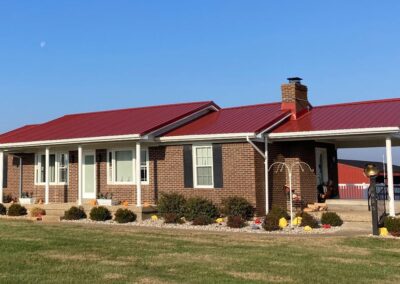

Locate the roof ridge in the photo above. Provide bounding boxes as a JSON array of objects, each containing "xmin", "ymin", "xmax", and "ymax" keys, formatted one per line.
[
  {"xmin": 63, "ymin": 101, "xmax": 215, "ymax": 118},
  {"xmin": 315, "ymin": 97, "xmax": 400, "ymax": 109},
  {"xmin": 222, "ymin": 101, "xmax": 281, "ymax": 110}
]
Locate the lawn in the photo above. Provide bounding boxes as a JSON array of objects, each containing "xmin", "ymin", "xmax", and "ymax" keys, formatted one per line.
[{"xmin": 0, "ymin": 220, "xmax": 399, "ymax": 283}]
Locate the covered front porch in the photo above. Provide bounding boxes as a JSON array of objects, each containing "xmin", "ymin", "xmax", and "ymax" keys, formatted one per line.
[
  {"xmin": 0, "ymin": 140, "xmax": 154, "ymax": 208},
  {"xmin": 270, "ymin": 130, "xmax": 400, "ymax": 217}
]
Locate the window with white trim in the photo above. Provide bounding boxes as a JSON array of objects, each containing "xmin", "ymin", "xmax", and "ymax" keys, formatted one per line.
[
  {"xmin": 193, "ymin": 145, "xmax": 213, "ymax": 187},
  {"xmin": 35, "ymin": 152, "xmax": 69, "ymax": 185},
  {"xmin": 107, "ymin": 148, "xmax": 149, "ymax": 184}
]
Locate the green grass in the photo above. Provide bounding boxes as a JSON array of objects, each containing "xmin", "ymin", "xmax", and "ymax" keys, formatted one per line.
[{"xmin": 0, "ymin": 220, "xmax": 399, "ymax": 283}]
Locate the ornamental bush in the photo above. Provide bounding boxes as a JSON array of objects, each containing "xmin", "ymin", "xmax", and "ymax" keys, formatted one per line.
[
  {"xmin": 114, "ymin": 208, "xmax": 137, "ymax": 223},
  {"xmin": 262, "ymin": 211, "xmax": 281, "ymax": 231},
  {"xmin": 64, "ymin": 206, "xmax": 86, "ymax": 220},
  {"xmin": 184, "ymin": 197, "xmax": 219, "ymax": 221},
  {"xmin": 384, "ymin": 216, "xmax": 400, "ymax": 236},
  {"xmin": 221, "ymin": 197, "xmax": 255, "ymax": 220},
  {"xmin": 90, "ymin": 206, "xmax": 112, "ymax": 221},
  {"xmin": 0, "ymin": 204, "xmax": 6, "ymax": 215},
  {"xmin": 192, "ymin": 215, "xmax": 213, "ymax": 226},
  {"xmin": 269, "ymin": 206, "xmax": 290, "ymax": 220},
  {"xmin": 31, "ymin": 207, "xmax": 46, "ymax": 217},
  {"xmin": 321, "ymin": 212, "xmax": 343, "ymax": 227},
  {"xmin": 227, "ymin": 215, "xmax": 247, "ymax": 228},
  {"xmin": 297, "ymin": 212, "xmax": 320, "ymax": 228},
  {"xmin": 158, "ymin": 193, "xmax": 187, "ymax": 219},
  {"xmin": 7, "ymin": 204, "xmax": 27, "ymax": 216},
  {"xmin": 163, "ymin": 212, "xmax": 184, "ymax": 224}
]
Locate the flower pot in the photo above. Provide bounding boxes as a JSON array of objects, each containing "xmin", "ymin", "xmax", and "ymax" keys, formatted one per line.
[
  {"xmin": 96, "ymin": 199, "xmax": 115, "ymax": 206},
  {"xmin": 19, "ymin": 197, "xmax": 36, "ymax": 205}
]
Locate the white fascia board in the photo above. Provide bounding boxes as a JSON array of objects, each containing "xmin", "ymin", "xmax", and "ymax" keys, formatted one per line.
[
  {"xmin": 158, "ymin": 133, "xmax": 256, "ymax": 142},
  {"xmin": 0, "ymin": 134, "xmax": 141, "ymax": 149},
  {"xmin": 268, "ymin": 127, "xmax": 400, "ymax": 140}
]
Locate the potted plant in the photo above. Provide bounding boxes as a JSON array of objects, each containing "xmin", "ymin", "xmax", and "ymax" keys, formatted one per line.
[
  {"xmin": 96, "ymin": 192, "xmax": 115, "ymax": 206},
  {"xmin": 19, "ymin": 192, "xmax": 36, "ymax": 205}
]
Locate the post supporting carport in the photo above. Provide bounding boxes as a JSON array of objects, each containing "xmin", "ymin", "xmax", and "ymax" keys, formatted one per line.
[
  {"xmin": 0, "ymin": 150, "xmax": 3, "ymax": 204},
  {"xmin": 78, "ymin": 146, "xmax": 83, "ymax": 206},
  {"xmin": 386, "ymin": 137, "xmax": 395, "ymax": 217}
]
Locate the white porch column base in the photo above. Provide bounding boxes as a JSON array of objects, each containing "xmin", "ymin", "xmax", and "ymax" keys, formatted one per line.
[
  {"xmin": 386, "ymin": 137, "xmax": 395, "ymax": 217},
  {"xmin": 45, "ymin": 148, "xmax": 50, "ymax": 204},
  {"xmin": 0, "ymin": 151, "xmax": 3, "ymax": 204},
  {"xmin": 78, "ymin": 146, "xmax": 83, "ymax": 206},
  {"xmin": 136, "ymin": 142, "xmax": 142, "ymax": 207}
]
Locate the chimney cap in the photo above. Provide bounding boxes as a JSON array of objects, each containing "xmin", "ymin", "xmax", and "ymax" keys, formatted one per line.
[{"xmin": 287, "ymin": 77, "xmax": 303, "ymax": 84}]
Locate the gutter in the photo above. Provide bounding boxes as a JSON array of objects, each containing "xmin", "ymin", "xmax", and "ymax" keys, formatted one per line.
[{"xmin": 268, "ymin": 127, "xmax": 400, "ymax": 140}]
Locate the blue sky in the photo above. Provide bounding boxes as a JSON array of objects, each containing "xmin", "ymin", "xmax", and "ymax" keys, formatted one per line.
[{"xmin": 0, "ymin": 1, "xmax": 399, "ymax": 163}]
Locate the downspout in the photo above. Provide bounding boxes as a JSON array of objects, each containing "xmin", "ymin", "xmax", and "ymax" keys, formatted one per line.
[
  {"xmin": 247, "ymin": 113, "xmax": 291, "ymax": 215},
  {"xmin": 246, "ymin": 136, "xmax": 269, "ymax": 214}
]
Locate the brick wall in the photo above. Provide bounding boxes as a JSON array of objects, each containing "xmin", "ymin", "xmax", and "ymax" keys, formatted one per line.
[
  {"xmin": 2, "ymin": 141, "xmax": 338, "ymax": 215},
  {"xmin": 152, "ymin": 143, "xmax": 264, "ymax": 215}
]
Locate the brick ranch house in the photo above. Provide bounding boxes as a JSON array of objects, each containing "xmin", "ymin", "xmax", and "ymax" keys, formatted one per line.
[{"xmin": 0, "ymin": 78, "xmax": 399, "ymax": 216}]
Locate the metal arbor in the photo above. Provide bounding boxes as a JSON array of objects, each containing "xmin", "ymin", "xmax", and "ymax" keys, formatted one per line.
[{"xmin": 268, "ymin": 161, "xmax": 314, "ymax": 228}]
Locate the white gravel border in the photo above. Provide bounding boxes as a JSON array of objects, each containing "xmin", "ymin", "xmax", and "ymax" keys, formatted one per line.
[{"xmin": 61, "ymin": 218, "xmax": 343, "ymax": 235}]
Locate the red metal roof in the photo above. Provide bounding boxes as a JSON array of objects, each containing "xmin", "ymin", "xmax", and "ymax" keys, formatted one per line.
[
  {"xmin": 0, "ymin": 101, "xmax": 217, "ymax": 144},
  {"xmin": 164, "ymin": 103, "xmax": 290, "ymax": 136},
  {"xmin": 273, "ymin": 98, "xmax": 400, "ymax": 133}
]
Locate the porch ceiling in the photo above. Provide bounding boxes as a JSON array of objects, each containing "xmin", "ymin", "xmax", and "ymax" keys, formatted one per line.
[{"xmin": 313, "ymin": 134, "xmax": 400, "ymax": 148}]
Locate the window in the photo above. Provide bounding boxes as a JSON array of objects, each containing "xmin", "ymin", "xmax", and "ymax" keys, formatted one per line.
[
  {"xmin": 58, "ymin": 153, "xmax": 68, "ymax": 183},
  {"xmin": 193, "ymin": 145, "xmax": 213, "ymax": 187},
  {"xmin": 107, "ymin": 148, "xmax": 149, "ymax": 184},
  {"xmin": 141, "ymin": 149, "xmax": 149, "ymax": 182},
  {"xmin": 115, "ymin": 150, "xmax": 133, "ymax": 183},
  {"xmin": 35, "ymin": 152, "xmax": 68, "ymax": 185}
]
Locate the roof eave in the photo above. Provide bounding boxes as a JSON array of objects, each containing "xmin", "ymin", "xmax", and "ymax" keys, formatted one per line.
[{"xmin": 268, "ymin": 127, "xmax": 400, "ymax": 141}]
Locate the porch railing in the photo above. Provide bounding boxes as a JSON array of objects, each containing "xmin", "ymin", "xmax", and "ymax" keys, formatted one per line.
[{"xmin": 338, "ymin": 183, "xmax": 400, "ymax": 200}]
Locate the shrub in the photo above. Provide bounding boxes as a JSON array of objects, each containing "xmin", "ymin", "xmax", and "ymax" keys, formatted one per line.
[
  {"xmin": 158, "ymin": 193, "xmax": 187, "ymax": 219},
  {"xmin": 227, "ymin": 215, "xmax": 246, "ymax": 228},
  {"xmin": 269, "ymin": 206, "xmax": 290, "ymax": 219},
  {"xmin": 31, "ymin": 207, "xmax": 46, "ymax": 217},
  {"xmin": 262, "ymin": 213, "xmax": 281, "ymax": 231},
  {"xmin": 3, "ymin": 194, "xmax": 14, "ymax": 203},
  {"xmin": 221, "ymin": 197, "xmax": 255, "ymax": 220},
  {"xmin": 114, "ymin": 208, "xmax": 136, "ymax": 223},
  {"xmin": 7, "ymin": 204, "xmax": 27, "ymax": 216},
  {"xmin": 384, "ymin": 216, "xmax": 400, "ymax": 236},
  {"xmin": 90, "ymin": 206, "xmax": 112, "ymax": 221},
  {"xmin": 163, "ymin": 212, "xmax": 184, "ymax": 224},
  {"xmin": 0, "ymin": 204, "xmax": 6, "ymax": 215},
  {"xmin": 64, "ymin": 206, "xmax": 86, "ymax": 220},
  {"xmin": 184, "ymin": 197, "xmax": 219, "ymax": 221},
  {"xmin": 192, "ymin": 215, "xmax": 213, "ymax": 226},
  {"xmin": 321, "ymin": 212, "xmax": 343, "ymax": 227},
  {"xmin": 298, "ymin": 212, "xmax": 320, "ymax": 228}
]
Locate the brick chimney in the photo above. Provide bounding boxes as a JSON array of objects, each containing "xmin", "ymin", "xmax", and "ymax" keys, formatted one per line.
[{"xmin": 281, "ymin": 77, "xmax": 311, "ymax": 119}]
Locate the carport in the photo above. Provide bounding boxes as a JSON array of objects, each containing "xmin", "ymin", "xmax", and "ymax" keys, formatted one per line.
[{"xmin": 268, "ymin": 98, "xmax": 400, "ymax": 216}]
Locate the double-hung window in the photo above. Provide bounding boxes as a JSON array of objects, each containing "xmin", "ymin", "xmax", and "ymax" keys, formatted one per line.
[
  {"xmin": 193, "ymin": 145, "xmax": 213, "ymax": 188},
  {"xmin": 107, "ymin": 148, "xmax": 149, "ymax": 184},
  {"xmin": 35, "ymin": 152, "xmax": 69, "ymax": 185}
]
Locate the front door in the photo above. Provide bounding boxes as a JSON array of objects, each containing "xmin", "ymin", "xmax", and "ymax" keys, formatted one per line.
[
  {"xmin": 83, "ymin": 151, "xmax": 96, "ymax": 199},
  {"xmin": 315, "ymin": 147, "xmax": 329, "ymax": 186}
]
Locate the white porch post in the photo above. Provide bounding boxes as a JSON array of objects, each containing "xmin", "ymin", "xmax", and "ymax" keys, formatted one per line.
[
  {"xmin": 45, "ymin": 147, "xmax": 50, "ymax": 204},
  {"xmin": 264, "ymin": 135, "xmax": 269, "ymax": 214},
  {"xmin": 136, "ymin": 142, "xmax": 142, "ymax": 207},
  {"xmin": 386, "ymin": 137, "xmax": 395, "ymax": 217},
  {"xmin": 0, "ymin": 151, "xmax": 4, "ymax": 204},
  {"xmin": 78, "ymin": 146, "xmax": 83, "ymax": 205}
]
